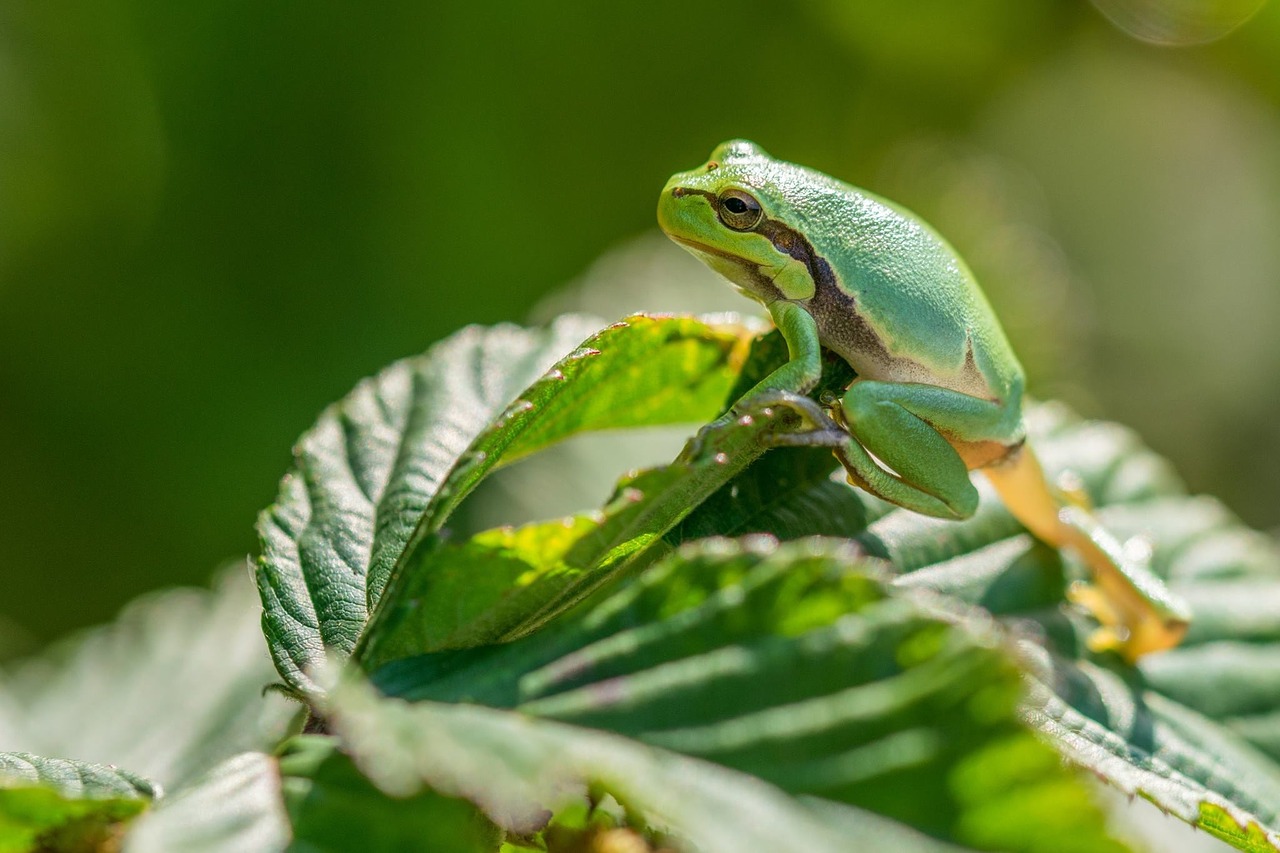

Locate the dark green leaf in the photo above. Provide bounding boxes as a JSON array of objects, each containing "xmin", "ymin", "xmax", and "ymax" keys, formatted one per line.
[
  {"xmin": 1022, "ymin": 647, "xmax": 1280, "ymax": 853},
  {"xmin": 394, "ymin": 314, "xmax": 761, "ymax": 555},
  {"xmin": 279, "ymin": 736, "xmax": 497, "ymax": 853},
  {"xmin": 872, "ymin": 404, "xmax": 1280, "ymax": 850},
  {"xmin": 666, "ymin": 446, "xmax": 868, "ymax": 544},
  {"xmin": 256, "ymin": 315, "xmax": 606, "ymax": 699},
  {"xmin": 258, "ymin": 309, "xmax": 1280, "ymax": 850},
  {"xmin": 380, "ymin": 394, "xmax": 1280, "ymax": 850},
  {"xmin": 361, "ymin": 414, "xmax": 787, "ymax": 667},
  {"xmin": 327, "ymin": 674, "xmax": 975, "ymax": 853},
  {"xmin": 372, "ymin": 538, "xmax": 1126, "ymax": 852}
]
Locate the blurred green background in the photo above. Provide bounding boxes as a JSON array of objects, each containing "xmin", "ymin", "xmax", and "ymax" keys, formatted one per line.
[{"xmin": 3, "ymin": 0, "xmax": 1279, "ymax": 651}]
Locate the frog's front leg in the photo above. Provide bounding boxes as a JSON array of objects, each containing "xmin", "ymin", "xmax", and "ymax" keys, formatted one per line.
[
  {"xmin": 681, "ymin": 300, "xmax": 825, "ymax": 460},
  {"xmin": 739, "ymin": 299, "xmax": 824, "ymax": 403}
]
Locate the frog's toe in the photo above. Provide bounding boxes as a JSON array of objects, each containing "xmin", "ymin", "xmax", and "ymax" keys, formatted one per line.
[
  {"xmin": 743, "ymin": 391, "xmax": 836, "ymax": 431},
  {"xmin": 764, "ymin": 427, "xmax": 850, "ymax": 449},
  {"xmin": 1084, "ymin": 625, "xmax": 1129, "ymax": 656},
  {"xmin": 1067, "ymin": 582, "xmax": 1144, "ymax": 659},
  {"xmin": 743, "ymin": 389, "xmax": 820, "ymax": 414}
]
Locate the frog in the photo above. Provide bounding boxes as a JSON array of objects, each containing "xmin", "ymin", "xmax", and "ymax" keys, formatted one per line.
[{"xmin": 657, "ymin": 139, "xmax": 1190, "ymax": 662}]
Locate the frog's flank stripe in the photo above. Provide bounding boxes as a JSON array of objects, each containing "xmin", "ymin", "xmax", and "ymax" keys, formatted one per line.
[{"xmin": 756, "ymin": 219, "xmax": 897, "ymax": 368}]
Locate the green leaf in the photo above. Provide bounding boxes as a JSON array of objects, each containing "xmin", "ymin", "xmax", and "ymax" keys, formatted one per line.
[
  {"xmin": 1022, "ymin": 648, "xmax": 1280, "ymax": 853},
  {"xmin": 255, "ymin": 315, "xmax": 606, "ymax": 699},
  {"xmin": 372, "ymin": 538, "xmax": 1127, "ymax": 852},
  {"xmin": 361, "ymin": 415, "xmax": 780, "ymax": 667},
  {"xmin": 0, "ymin": 753, "xmax": 155, "ymax": 853},
  {"xmin": 123, "ymin": 753, "xmax": 288, "ymax": 853},
  {"xmin": 1, "ymin": 564, "xmax": 293, "ymax": 791},
  {"xmin": 325, "ymin": 673, "xmax": 974, "ymax": 853},
  {"xmin": 359, "ymin": 325, "xmax": 858, "ymax": 668},
  {"xmin": 859, "ymin": 403, "xmax": 1280, "ymax": 850},
  {"xmin": 666, "ymin": 445, "xmax": 868, "ymax": 543},
  {"xmin": 258, "ymin": 309, "xmax": 1280, "ymax": 850},
  {"xmin": 278, "ymin": 736, "xmax": 497, "ymax": 853},
  {"xmin": 381, "ymin": 392, "xmax": 1280, "ymax": 851},
  {"xmin": 356, "ymin": 315, "xmax": 771, "ymax": 662},
  {"xmin": 256, "ymin": 314, "xmax": 765, "ymax": 698},
  {"xmin": 398, "ymin": 314, "xmax": 761, "ymax": 547}
]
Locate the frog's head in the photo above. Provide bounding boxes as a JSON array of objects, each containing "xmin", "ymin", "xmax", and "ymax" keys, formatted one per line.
[{"xmin": 658, "ymin": 140, "xmax": 830, "ymax": 304}]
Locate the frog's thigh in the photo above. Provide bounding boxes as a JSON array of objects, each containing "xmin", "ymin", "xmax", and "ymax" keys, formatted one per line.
[{"xmin": 837, "ymin": 381, "xmax": 1004, "ymax": 519}]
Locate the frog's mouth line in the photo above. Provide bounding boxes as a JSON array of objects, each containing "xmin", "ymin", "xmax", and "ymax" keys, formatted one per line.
[
  {"xmin": 666, "ymin": 233, "xmax": 751, "ymax": 267},
  {"xmin": 665, "ymin": 233, "xmax": 781, "ymax": 307}
]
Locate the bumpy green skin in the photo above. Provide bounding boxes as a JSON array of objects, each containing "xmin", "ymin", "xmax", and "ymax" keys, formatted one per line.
[
  {"xmin": 658, "ymin": 140, "xmax": 1025, "ymax": 519},
  {"xmin": 660, "ymin": 140, "xmax": 1022, "ymax": 407},
  {"xmin": 658, "ymin": 140, "xmax": 1191, "ymax": 653}
]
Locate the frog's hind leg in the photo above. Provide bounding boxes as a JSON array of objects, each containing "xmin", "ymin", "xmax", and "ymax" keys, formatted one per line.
[
  {"xmin": 981, "ymin": 446, "xmax": 1190, "ymax": 660},
  {"xmin": 831, "ymin": 380, "xmax": 1016, "ymax": 520}
]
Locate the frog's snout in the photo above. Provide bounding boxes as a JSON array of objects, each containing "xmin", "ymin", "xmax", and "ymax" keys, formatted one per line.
[
  {"xmin": 657, "ymin": 183, "xmax": 688, "ymax": 235},
  {"xmin": 658, "ymin": 178, "xmax": 714, "ymax": 241}
]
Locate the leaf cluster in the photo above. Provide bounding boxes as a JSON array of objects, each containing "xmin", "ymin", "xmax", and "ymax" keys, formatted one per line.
[{"xmin": 4, "ymin": 313, "xmax": 1280, "ymax": 852}]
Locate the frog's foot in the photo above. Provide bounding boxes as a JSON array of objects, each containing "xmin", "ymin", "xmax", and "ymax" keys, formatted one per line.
[
  {"xmin": 817, "ymin": 390, "xmax": 851, "ymax": 428},
  {"xmin": 680, "ymin": 391, "xmax": 837, "ymax": 461},
  {"xmin": 739, "ymin": 389, "xmax": 830, "ymax": 423},
  {"xmin": 1066, "ymin": 581, "xmax": 1131, "ymax": 655},
  {"xmin": 766, "ymin": 427, "xmax": 852, "ymax": 449},
  {"xmin": 738, "ymin": 390, "xmax": 847, "ymax": 445},
  {"xmin": 1065, "ymin": 575, "xmax": 1188, "ymax": 662}
]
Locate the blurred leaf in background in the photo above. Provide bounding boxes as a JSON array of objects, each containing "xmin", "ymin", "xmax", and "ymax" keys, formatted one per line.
[{"xmin": 2, "ymin": 0, "xmax": 1280, "ymax": 648}]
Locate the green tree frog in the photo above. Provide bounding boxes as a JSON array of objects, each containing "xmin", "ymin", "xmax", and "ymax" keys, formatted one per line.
[{"xmin": 657, "ymin": 140, "xmax": 1190, "ymax": 662}]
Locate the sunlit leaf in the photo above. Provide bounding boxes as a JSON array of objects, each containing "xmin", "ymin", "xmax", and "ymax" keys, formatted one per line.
[
  {"xmin": 358, "ymin": 325, "xmax": 856, "ymax": 668},
  {"xmin": 866, "ymin": 404, "xmax": 1280, "ymax": 850},
  {"xmin": 361, "ymin": 416, "xmax": 782, "ymax": 667},
  {"xmin": 429, "ymin": 387, "xmax": 1280, "ymax": 850},
  {"xmin": 123, "ymin": 752, "xmax": 288, "ymax": 853},
  {"xmin": 258, "ymin": 312, "xmax": 1280, "ymax": 851},
  {"xmin": 255, "ymin": 315, "xmax": 609, "ymax": 699},
  {"xmin": 257, "ymin": 314, "xmax": 767, "ymax": 698}
]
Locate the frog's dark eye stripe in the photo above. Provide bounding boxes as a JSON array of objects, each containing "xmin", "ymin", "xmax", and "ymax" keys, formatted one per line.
[{"xmin": 717, "ymin": 189, "xmax": 763, "ymax": 231}]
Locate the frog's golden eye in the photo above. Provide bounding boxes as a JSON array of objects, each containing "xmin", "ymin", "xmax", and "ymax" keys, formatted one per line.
[{"xmin": 717, "ymin": 189, "xmax": 763, "ymax": 231}]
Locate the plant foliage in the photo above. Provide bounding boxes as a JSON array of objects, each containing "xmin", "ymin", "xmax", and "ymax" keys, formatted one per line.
[{"xmin": 4, "ymin": 313, "xmax": 1279, "ymax": 851}]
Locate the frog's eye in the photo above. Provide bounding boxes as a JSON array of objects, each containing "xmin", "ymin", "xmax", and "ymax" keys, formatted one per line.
[{"xmin": 717, "ymin": 189, "xmax": 763, "ymax": 231}]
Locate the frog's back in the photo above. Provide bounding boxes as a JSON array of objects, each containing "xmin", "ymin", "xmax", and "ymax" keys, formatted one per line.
[{"xmin": 794, "ymin": 172, "xmax": 1023, "ymax": 405}]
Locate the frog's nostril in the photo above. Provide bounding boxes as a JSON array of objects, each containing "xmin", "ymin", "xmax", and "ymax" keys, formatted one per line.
[{"xmin": 670, "ymin": 186, "xmax": 687, "ymax": 198}]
